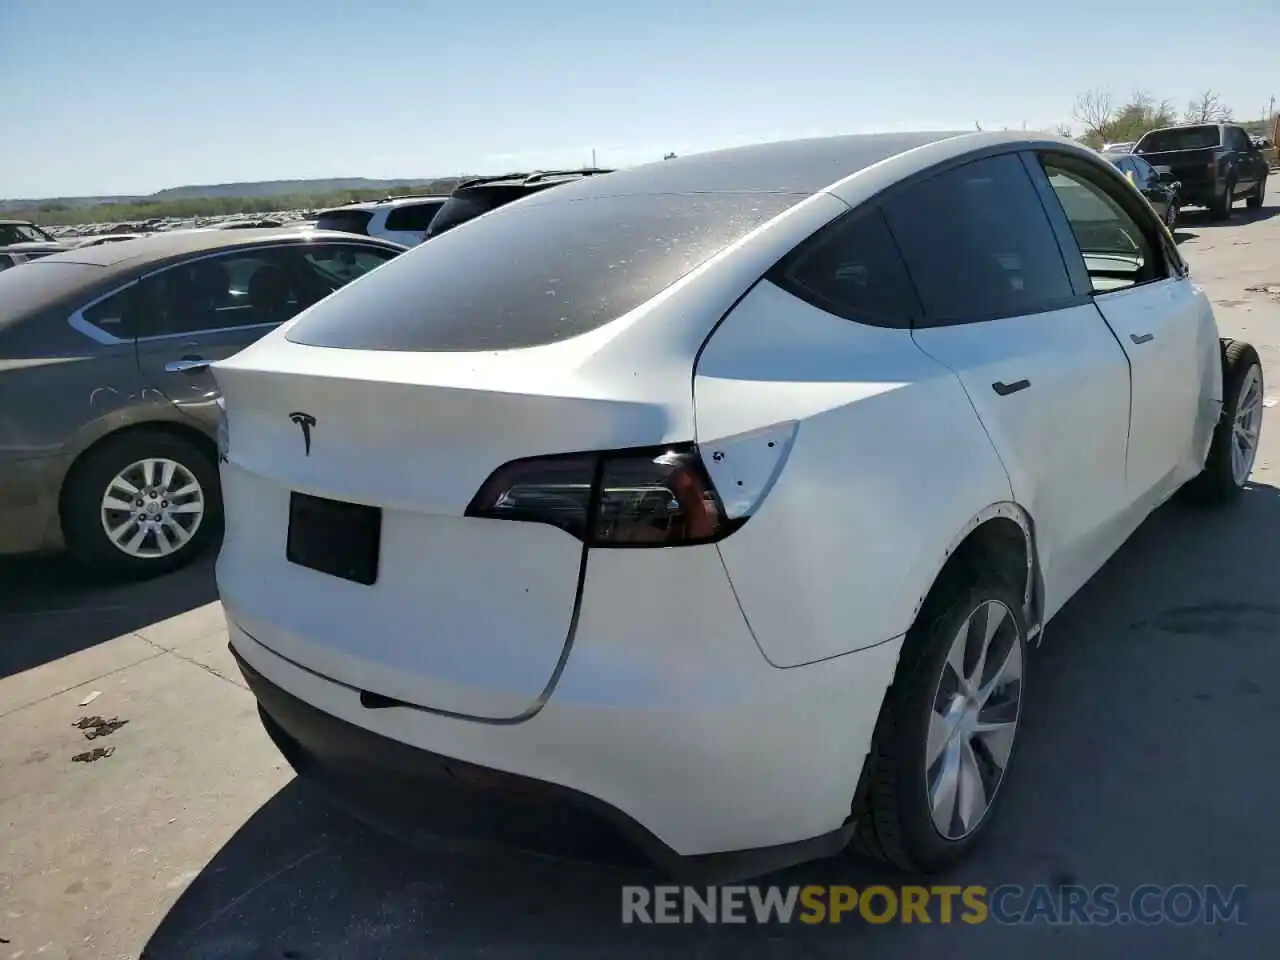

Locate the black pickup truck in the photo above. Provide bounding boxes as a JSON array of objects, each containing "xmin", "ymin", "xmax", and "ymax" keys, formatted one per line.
[{"xmin": 1132, "ymin": 123, "xmax": 1269, "ymax": 220}]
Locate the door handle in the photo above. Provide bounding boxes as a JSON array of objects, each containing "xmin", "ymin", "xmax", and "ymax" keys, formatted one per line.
[
  {"xmin": 1130, "ymin": 332, "xmax": 1155, "ymax": 345},
  {"xmin": 164, "ymin": 358, "xmax": 211, "ymax": 374},
  {"xmin": 992, "ymin": 379, "xmax": 1031, "ymax": 396}
]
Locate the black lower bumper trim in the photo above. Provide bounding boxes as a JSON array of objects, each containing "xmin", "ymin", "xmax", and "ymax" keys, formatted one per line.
[{"xmin": 231, "ymin": 644, "xmax": 855, "ymax": 882}]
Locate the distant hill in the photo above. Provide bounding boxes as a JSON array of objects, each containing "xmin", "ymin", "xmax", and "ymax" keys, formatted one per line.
[{"xmin": 1, "ymin": 176, "xmax": 467, "ymax": 213}]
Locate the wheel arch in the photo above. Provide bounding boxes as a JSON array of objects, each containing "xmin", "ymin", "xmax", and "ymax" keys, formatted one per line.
[
  {"xmin": 51, "ymin": 418, "xmax": 217, "ymax": 549},
  {"xmin": 911, "ymin": 502, "xmax": 1045, "ymax": 646}
]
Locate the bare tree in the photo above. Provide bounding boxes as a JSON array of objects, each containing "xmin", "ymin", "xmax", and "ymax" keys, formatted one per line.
[
  {"xmin": 1072, "ymin": 89, "xmax": 1115, "ymax": 142},
  {"xmin": 1054, "ymin": 123, "xmax": 1074, "ymax": 138},
  {"xmin": 1184, "ymin": 89, "xmax": 1233, "ymax": 123}
]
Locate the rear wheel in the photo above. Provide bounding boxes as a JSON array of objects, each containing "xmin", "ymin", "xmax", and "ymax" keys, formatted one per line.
[
  {"xmin": 851, "ymin": 578, "xmax": 1027, "ymax": 871},
  {"xmin": 1182, "ymin": 340, "xmax": 1263, "ymax": 504},
  {"xmin": 1211, "ymin": 179, "xmax": 1235, "ymax": 220},
  {"xmin": 1247, "ymin": 174, "xmax": 1267, "ymax": 210},
  {"xmin": 62, "ymin": 429, "xmax": 222, "ymax": 579}
]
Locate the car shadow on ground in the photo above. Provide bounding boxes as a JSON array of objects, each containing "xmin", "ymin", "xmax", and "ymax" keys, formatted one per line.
[
  {"xmin": 0, "ymin": 546, "xmax": 219, "ymax": 679},
  {"xmin": 1176, "ymin": 205, "xmax": 1280, "ymax": 229},
  {"xmin": 141, "ymin": 484, "xmax": 1280, "ymax": 959}
]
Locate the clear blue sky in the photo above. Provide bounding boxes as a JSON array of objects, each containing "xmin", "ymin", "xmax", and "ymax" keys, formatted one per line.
[{"xmin": 2, "ymin": 0, "xmax": 1276, "ymax": 199}]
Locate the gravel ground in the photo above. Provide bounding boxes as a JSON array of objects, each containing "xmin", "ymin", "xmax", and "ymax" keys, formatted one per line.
[{"xmin": 2, "ymin": 188, "xmax": 1279, "ymax": 959}]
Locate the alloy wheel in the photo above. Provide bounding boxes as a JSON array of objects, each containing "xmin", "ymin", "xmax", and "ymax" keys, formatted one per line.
[
  {"xmin": 925, "ymin": 598, "xmax": 1023, "ymax": 841},
  {"xmin": 99, "ymin": 457, "xmax": 205, "ymax": 559},
  {"xmin": 1230, "ymin": 364, "xmax": 1263, "ymax": 486}
]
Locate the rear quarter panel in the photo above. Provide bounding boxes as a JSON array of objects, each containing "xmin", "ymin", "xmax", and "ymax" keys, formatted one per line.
[
  {"xmin": 0, "ymin": 310, "xmax": 200, "ymax": 549},
  {"xmin": 693, "ymin": 281, "xmax": 1014, "ymax": 668}
]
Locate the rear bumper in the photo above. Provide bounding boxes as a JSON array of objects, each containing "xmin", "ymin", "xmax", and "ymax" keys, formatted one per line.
[
  {"xmin": 233, "ymin": 644, "xmax": 856, "ymax": 882},
  {"xmin": 225, "ymin": 543, "xmax": 905, "ymax": 881}
]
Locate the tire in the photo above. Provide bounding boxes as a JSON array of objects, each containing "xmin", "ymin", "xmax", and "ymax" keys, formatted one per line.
[
  {"xmin": 1211, "ymin": 179, "xmax": 1235, "ymax": 220},
  {"xmin": 1247, "ymin": 174, "xmax": 1267, "ymax": 210},
  {"xmin": 1181, "ymin": 340, "xmax": 1264, "ymax": 504},
  {"xmin": 850, "ymin": 576, "xmax": 1028, "ymax": 872},
  {"xmin": 61, "ymin": 428, "xmax": 222, "ymax": 579}
]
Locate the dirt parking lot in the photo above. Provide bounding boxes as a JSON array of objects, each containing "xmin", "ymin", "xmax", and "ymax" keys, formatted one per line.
[{"xmin": 3, "ymin": 190, "xmax": 1280, "ymax": 959}]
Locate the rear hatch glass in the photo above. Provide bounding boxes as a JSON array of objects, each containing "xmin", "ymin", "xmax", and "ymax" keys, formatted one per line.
[
  {"xmin": 315, "ymin": 209, "xmax": 373, "ymax": 236},
  {"xmin": 288, "ymin": 191, "xmax": 804, "ymax": 352},
  {"xmin": 424, "ymin": 185, "xmax": 534, "ymax": 237},
  {"xmin": 1136, "ymin": 126, "xmax": 1221, "ymax": 153}
]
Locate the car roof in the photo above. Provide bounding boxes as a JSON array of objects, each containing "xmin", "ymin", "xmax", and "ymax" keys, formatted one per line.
[
  {"xmin": 43, "ymin": 227, "xmax": 396, "ymax": 268},
  {"xmin": 0, "ymin": 219, "xmax": 41, "ymax": 226},
  {"xmin": 0, "ymin": 241, "xmax": 71, "ymax": 252},
  {"xmin": 319, "ymin": 195, "xmax": 448, "ymax": 213}
]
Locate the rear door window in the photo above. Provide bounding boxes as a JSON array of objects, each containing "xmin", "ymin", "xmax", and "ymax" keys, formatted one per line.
[
  {"xmin": 383, "ymin": 202, "xmax": 443, "ymax": 232},
  {"xmin": 300, "ymin": 243, "xmax": 400, "ymax": 285},
  {"xmin": 315, "ymin": 209, "xmax": 373, "ymax": 236},
  {"xmin": 288, "ymin": 191, "xmax": 806, "ymax": 351},
  {"xmin": 881, "ymin": 153, "xmax": 1076, "ymax": 325},
  {"xmin": 139, "ymin": 247, "xmax": 331, "ymax": 336}
]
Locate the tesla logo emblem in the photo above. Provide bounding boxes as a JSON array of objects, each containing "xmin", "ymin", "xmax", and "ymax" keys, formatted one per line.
[{"xmin": 289, "ymin": 412, "xmax": 316, "ymax": 456}]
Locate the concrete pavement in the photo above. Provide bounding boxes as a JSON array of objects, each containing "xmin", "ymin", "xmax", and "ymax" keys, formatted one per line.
[{"xmin": 2, "ymin": 189, "xmax": 1279, "ymax": 959}]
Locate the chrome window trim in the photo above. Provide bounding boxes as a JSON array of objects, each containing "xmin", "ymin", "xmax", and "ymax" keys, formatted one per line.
[{"xmin": 64, "ymin": 238, "xmax": 399, "ymax": 344}]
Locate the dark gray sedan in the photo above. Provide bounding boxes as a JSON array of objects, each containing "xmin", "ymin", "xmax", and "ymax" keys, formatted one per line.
[{"xmin": 0, "ymin": 229, "xmax": 405, "ymax": 577}]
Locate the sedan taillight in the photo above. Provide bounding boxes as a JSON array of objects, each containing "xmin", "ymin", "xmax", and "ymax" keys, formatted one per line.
[{"xmin": 465, "ymin": 444, "xmax": 742, "ymax": 547}]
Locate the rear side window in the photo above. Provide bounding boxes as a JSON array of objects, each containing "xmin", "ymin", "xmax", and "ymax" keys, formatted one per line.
[
  {"xmin": 0, "ymin": 255, "xmax": 12, "ymax": 271},
  {"xmin": 315, "ymin": 209, "xmax": 373, "ymax": 236},
  {"xmin": 770, "ymin": 208, "xmax": 921, "ymax": 328},
  {"xmin": 384, "ymin": 202, "xmax": 442, "ymax": 232},
  {"xmin": 1136, "ymin": 125, "xmax": 1220, "ymax": 153},
  {"xmin": 288, "ymin": 192, "xmax": 803, "ymax": 352},
  {"xmin": 882, "ymin": 153, "xmax": 1075, "ymax": 325},
  {"xmin": 82, "ymin": 283, "xmax": 142, "ymax": 338}
]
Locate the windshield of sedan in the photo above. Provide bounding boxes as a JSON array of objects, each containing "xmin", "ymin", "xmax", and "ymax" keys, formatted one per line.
[
  {"xmin": 1135, "ymin": 125, "xmax": 1221, "ymax": 153},
  {"xmin": 0, "ymin": 223, "xmax": 56, "ymax": 245}
]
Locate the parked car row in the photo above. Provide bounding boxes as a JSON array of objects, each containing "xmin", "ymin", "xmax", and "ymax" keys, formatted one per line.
[{"xmin": 1, "ymin": 131, "xmax": 1266, "ymax": 882}]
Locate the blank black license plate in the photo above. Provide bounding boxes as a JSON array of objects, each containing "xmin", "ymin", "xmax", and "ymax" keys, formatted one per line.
[{"xmin": 286, "ymin": 492, "xmax": 381, "ymax": 585}]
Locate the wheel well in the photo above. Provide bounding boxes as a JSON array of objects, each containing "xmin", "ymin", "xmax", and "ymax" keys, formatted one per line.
[
  {"xmin": 58, "ymin": 421, "xmax": 215, "ymax": 518},
  {"xmin": 919, "ymin": 517, "xmax": 1035, "ymax": 631}
]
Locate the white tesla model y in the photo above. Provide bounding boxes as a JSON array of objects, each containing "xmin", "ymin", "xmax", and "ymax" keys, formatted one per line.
[{"xmin": 215, "ymin": 131, "xmax": 1263, "ymax": 881}]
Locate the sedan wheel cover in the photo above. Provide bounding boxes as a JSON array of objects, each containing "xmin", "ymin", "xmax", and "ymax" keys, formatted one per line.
[
  {"xmin": 99, "ymin": 457, "xmax": 205, "ymax": 559},
  {"xmin": 1231, "ymin": 364, "xmax": 1264, "ymax": 486},
  {"xmin": 925, "ymin": 598, "xmax": 1023, "ymax": 841}
]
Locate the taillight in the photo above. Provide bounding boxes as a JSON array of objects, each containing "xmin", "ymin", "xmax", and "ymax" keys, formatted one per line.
[{"xmin": 465, "ymin": 444, "xmax": 742, "ymax": 547}]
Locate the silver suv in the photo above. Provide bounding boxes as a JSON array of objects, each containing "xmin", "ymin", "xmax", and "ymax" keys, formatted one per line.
[{"xmin": 314, "ymin": 195, "xmax": 446, "ymax": 245}]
